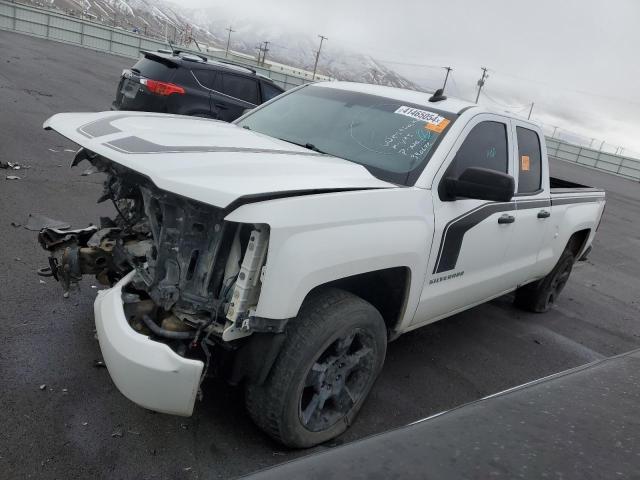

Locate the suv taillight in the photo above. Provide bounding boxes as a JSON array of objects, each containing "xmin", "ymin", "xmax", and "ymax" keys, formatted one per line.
[{"xmin": 141, "ymin": 78, "xmax": 185, "ymax": 96}]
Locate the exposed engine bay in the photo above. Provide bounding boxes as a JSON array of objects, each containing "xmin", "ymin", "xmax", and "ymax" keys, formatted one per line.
[{"xmin": 38, "ymin": 148, "xmax": 270, "ymax": 367}]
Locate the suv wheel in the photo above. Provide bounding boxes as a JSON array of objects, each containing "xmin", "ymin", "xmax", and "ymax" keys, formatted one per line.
[{"xmin": 245, "ymin": 288, "xmax": 387, "ymax": 448}]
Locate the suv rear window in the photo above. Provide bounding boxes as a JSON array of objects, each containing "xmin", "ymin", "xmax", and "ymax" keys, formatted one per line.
[{"xmin": 132, "ymin": 56, "xmax": 176, "ymax": 81}]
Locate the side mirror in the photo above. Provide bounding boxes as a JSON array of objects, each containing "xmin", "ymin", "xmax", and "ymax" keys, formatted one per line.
[
  {"xmin": 242, "ymin": 108, "xmax": 254, "ymax": 116},
  {"xmin": 443, "ymin": 167, "xmax": 514, "ymax": 202}
]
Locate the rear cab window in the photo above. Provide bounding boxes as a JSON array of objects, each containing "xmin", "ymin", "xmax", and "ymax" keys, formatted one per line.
[{"xmin": 515, "ymin": 127, "xmax": 542, "ymax": 194}]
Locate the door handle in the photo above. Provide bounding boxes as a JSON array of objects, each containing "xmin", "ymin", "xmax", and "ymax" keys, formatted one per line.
[
  {"xmin": 537, "ymin": 210, "xmax": 551, "ymax": 219},
  {"xmin": 214, "ymin": 103, "xmax": 229, "ymax": 110},
  {"xmin": 498, "ymin": 214, "xmax": 515, "ymax": 224}
]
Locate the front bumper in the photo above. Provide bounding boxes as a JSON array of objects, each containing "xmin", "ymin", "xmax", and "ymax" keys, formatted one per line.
[{"xmin": 94, "ymin": 271, "xmax": 204, "ymax": 416}]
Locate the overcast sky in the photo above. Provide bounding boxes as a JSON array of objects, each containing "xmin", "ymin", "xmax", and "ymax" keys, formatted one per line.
[{"xmin": 180, "ymin": 0, "xmax": 640, "ymax": 155}]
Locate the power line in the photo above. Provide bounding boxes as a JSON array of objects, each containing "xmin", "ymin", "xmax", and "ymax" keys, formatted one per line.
[
  {"xmin": 480, "ymin": 89, "xmax": 531, "ymax": 110},
  {"xmin": 378, "ymin": 60, "xmax": 446, "ymax": 69},
  {"xmin": 490, "ymin": 68, "xmax": 640, "ymax": 107}
]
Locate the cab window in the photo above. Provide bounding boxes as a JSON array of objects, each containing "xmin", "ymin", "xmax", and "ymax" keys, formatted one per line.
[
  {"xmin": 448, "ymin": 121, "xmax": 509, "ymax": 178},
  {"xmin": 516, "ymin": 127, "xmax": 542, "ymax": 194}
]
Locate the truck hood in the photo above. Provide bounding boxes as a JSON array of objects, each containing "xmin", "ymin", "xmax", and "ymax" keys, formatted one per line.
[{"xmin": 43, "ymin": 111, "xmax": 395, "ymax": 208}]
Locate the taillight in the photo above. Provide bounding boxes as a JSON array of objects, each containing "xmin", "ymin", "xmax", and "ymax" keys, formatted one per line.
[{"xmin": 140, "ymin": 78, "xmax": 185, "ymax": 96}]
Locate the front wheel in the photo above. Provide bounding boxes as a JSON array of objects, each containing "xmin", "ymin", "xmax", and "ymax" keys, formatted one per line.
[{"xmin": 245, "ymin": 288, "xmax": 387, "ymax": 448}]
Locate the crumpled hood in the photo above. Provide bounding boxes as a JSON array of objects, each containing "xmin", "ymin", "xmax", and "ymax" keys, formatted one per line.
[{"xmin": 43, "ymin": 111, "xmax": 395, "ymax": 208}]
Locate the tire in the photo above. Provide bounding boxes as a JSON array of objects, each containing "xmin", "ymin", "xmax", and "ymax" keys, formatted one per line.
[
  {"xmin": 244, "ymin": 288, "xmax": 387, "ymax": 448},
  {"xmin": 514, "ymin": 249, "xmax": 575, "ymax": 313}
]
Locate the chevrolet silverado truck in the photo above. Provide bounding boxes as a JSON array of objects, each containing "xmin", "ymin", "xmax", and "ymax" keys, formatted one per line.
[{"xmin": 39, "ymin": 81, "xmax": 605, "ymax": 448}]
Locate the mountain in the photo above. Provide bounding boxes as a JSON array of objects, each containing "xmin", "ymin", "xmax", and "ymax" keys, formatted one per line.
[{"xmin": 33, "ymin": 0, "xmax": 420, "ymax": 90}]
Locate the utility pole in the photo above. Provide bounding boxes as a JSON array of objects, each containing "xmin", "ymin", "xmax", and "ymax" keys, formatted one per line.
[
  {"xmin": 474, "ymin": 67, "xmax": 488, "ymax": 104},
  {"xmin": 261, "ymin": 41, "xmax": 270, "ymax": 64},
  {"xmin": 312, "ymin": 35, "xmax": 328, "ymax": 80},
  {"xmin": 442, "ymin": 66, "xmax": 452, "ymax": 92},
  {"xmin": 527, "ymin": 102, "xmax": 534, "ymax": 120},
  {"xmin": 225, "ymin": 26, "xmax": 235, "ymax": 58}
]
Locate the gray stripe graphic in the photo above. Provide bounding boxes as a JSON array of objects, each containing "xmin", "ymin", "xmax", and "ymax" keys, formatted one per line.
[
  {"xmin": 76, "ymin": 114, "xmax": 218, "ymax": 138},
  {"xmin": 432, "ymin": 195, "xmax": 602, "ymax": 274},
  {"xmin": 103, "ymin": 136, "xmax": 325, "ymax": 157}
]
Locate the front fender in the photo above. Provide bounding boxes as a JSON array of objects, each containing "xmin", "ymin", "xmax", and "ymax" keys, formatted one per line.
[{"xmin": 225, "ymin": 188, "xmax": 434, "ymax": 327}]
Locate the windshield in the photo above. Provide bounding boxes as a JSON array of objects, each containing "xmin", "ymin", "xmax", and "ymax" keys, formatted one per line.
[{"xmin": 236, "ymin": 85, "xmax": 457, "ymax": 185}]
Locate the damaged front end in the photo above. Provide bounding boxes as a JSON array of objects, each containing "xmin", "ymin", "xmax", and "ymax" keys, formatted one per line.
[{"xmin": 39, "ymin": 148, "xmax": 272, "ymax": 405}]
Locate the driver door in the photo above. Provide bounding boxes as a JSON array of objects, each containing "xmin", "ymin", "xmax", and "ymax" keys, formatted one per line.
[{"xmin": 413, "ymin": 114, "xmax": 519, "ymax": 326}]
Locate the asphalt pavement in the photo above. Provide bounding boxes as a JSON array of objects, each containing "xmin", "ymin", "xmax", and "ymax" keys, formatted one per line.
[{"xmin": 1, "ymin": 30, "xmax": 639, "ymax": 479}]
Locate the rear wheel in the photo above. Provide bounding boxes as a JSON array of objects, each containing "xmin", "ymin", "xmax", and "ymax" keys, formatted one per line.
[
  {"xmin": 245, "ymin": 288, "xmax": 387, "ymax": 448},
  {"xmin": 515, "ymin": 249, "xmax": 575, "ymax": 313}
]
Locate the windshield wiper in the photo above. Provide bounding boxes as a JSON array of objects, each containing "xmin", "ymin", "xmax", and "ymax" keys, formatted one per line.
[{"xmin": 277, "ymin": 138, "xmax": 328, "ymax": 155}]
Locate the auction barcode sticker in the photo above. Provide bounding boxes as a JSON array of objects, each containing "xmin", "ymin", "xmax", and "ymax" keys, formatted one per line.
[{"xmin": 394, "ymin": 106, "xmax": 446, "ymax": 125}]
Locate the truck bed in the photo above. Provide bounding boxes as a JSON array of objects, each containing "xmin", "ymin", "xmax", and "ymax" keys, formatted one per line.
[{"xmin": 550, "ymin": 176, "xmax": 604, "ymax": 194}]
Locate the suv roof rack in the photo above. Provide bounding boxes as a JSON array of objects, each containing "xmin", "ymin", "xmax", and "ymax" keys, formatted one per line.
[{"xmin": 173, "ymin": 50, "xmax": 208, "ymax": 63}]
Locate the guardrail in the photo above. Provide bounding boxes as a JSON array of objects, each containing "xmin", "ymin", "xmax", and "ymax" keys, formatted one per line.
[
  {"xmin": 0, "ymin": 0, "xmax": 309, "ymax": 90},
  {"xmin": 546, "ymin": 137, "xmax": 640, "ymax": 181}
]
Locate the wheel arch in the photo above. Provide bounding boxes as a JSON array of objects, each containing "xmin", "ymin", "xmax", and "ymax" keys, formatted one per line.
[
  {"xmin": 304, "ymin": 267, "xmax": 412, "ymax": 339},
  {"xmin": 566, "ymin": 228, "xmax": 591, "ymax": 259}
]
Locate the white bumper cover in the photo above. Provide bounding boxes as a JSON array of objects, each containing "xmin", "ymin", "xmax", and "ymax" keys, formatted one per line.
[{"xmin": 94, "ymin": 271, "xmax": 204, "ymax": 416}]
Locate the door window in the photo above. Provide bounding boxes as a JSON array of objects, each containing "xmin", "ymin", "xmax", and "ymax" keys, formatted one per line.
[
  {"xmin": 448, "ymin": 121, "xmax": 509, "ymax": 178},
  {"xmin": 516, "ymin": 127, "xmax": 542, "ymax": 194},
  {"xmin": 220, "ymin": 73, "xmax": 259, "ymax": 104}
]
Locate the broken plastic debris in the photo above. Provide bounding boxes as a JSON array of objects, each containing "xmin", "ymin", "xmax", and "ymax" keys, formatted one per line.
[
  {"xmin": 81, "ymin": 165, "xmax": 100, "ymax": 176},
  {"xmin": 111, "ymin": 428, "xmax": 123, "ymax": 438},
  {"xmin": 82, "ymin": 422, "xmax": 88, "ymax": 426},
  {"xmin": 6, "ymin": 175, "xmax": 21, "ymax": 180},
  {"xmin": 62, "ymin": 388, "xmax": 68, "ymax": 393},
  {"xmin": 94, "ymin": 360, "xmax": 106, "ymax": 368},
  {"xmin": 48, "ymin": 148, "xmax": 59, "ymax": 153},
  {"xmin": 39, "ymin": 384, "xmax": 46, "ymax": 390},
  {"xmin": 5, "ymin": 161, "xmax": 30, "ymax": 170},
  {"xmin": 64, "ymin": 149, "xmax": 76, "ymax": 152},
  {"xmin": 24, "ymin": 214, "xmax": 71, "ymax": 231},
  {"xmin": 39, "ymin": 279, "xmax": 46, "ymax": 284}
]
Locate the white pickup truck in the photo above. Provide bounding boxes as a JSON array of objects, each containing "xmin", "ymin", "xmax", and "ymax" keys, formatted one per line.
[{"xmin": 40, "ymin": 81, "xmax": 605, "ymax": 448}]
